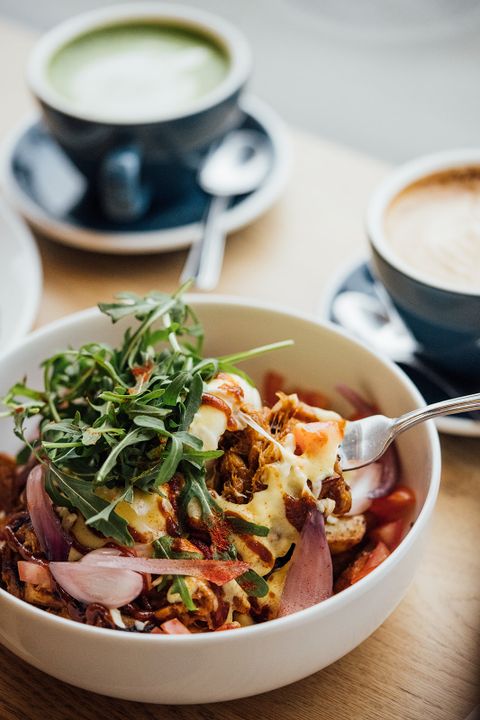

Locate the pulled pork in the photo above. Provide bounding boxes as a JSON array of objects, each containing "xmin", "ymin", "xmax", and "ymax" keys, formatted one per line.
[
  {"xmin": 214, "ymin": 394, "xmax": 351, "ymax": 516},
  {"xmin": 213, "ymin": 407, "xmax": 280, "ymax": 503}
]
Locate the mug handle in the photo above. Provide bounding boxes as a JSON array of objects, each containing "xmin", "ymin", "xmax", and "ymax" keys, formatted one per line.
[{"xmin": 99, "ymin": 145, "xmax": 151, "ymax": 223}]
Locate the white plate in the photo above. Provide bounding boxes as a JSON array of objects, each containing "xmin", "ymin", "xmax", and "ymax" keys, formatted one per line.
[
  {"xmin": 0, "ymin": 195, "xmax": 42, "ymax": 351},
  {"xmin": 1, "ymin": 97, "xmax": 290, "ymax": 255}
]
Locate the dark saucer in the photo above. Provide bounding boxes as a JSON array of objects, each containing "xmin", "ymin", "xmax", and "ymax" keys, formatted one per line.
[
  {"xmin": 3, "ymin": 97, "xmax": 289, "ymax": 254},
  {"xmin": 325, "ymin": 261, "xmax": 480, "ymax": 436}
]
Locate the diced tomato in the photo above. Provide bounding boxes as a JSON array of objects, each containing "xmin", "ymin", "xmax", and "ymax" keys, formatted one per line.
[
  {"xmin": 350, "ymin": 541, "xmax": 390, "ymax": 585},
  {"xmin": 370, "ymin": 519, "xmax": 405, "ymax": 551},
  {"xmin": 17, "ymin": 561, "xmax": 52, "ymax": 589},
  {"xmin": 293, "ymin": 420, "xmax": 343, "ymax": 456},
  {"xmin": 263, "ymin": 372, "xmax": 331, "ymax": 409},
  {"xmin": 161, "ymin": 618, "xmax": 191, "ymax": 635},
  {"xmin": 264, "ymin": 371, "xmax": 285, "ymax": 406},
  {"xmin": 369, "ymin": 486, "xmax": 415, "ymax": 522},
  {"xmin": 296, "ymin": 390, "xmax": 331, "ymax": 408},
  {"xmin": 215, "ymin": 622, "xmax": 242, "ymax": 632}
]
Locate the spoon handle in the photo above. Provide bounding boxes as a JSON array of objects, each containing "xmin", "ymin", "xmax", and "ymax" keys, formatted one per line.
[
  {"xmin": 195, "ymin": 194, "xmax": 230, "ymax": 291},
  {"xmin": 392, "ymin": 392, "xmax": 480, "ymax": 435},
  {"xmin": 180, "ymin": 236, "xmax": 202, "ymax": 285},
  {"xmin": 179, "ymin": 195, "xmax": 229, "ymax": 288}
]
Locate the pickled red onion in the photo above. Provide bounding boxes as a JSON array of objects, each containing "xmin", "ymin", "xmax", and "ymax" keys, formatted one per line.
[
  {"xmin": 49, "ymin": 562, "xmax": 143, "ymax": 609},
  {"xmin": 26, "ymin": 465, "xmax": 71, "ymax": 561},
  {"xmin": 277, "ymin": 507, "xmax": 332, "ymax": 617}
]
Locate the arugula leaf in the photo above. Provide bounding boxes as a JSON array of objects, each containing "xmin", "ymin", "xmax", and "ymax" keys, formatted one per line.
[
  {"xmin": 181, "ymin": 449, "xmax": 223, "ymax": 471},
  {"xmin": 133, "ymin": 415, "xmax": 168, "ymax": 434},
  {"xmin": 153, "ymin": 537, "xmax": 198, "ymax": 611},
  {"xmin": 236, "ymin": 569, "xmax": 269, "ymax": 598},
  {"xmin": 179, "ymin": 469, "xmax": 220, "ymax": 520},
  {"xmin": 225, "ymin": 514, "xmax": 270, "ymax": 537},
  {"xmin": 16, "ymin": 444, "xmax": 32, "ymax": 465},
  {"xmin": 218, "ymin": 340, "xmax": 294, "ymax": 366},
  {"xmin": 154, "ymin": 435, "xmax": 183, "ymax": 487},
  {"xmin": 98, "ymin": 292, "xmax": 171, "ymax": 322},
  {"xmin": 180, "ymin": 372, "xmax": 203, "ymax": 430},
  {"xmin": 174, "ymin": 431, "xmax": 202, "ymax": 450},
  {"xmin": 171, "ymin": 577, "xmax": 197, "ymax": 612},
  {"xmin": 162, "ymin": 372, "xmax": 189, "ymax": 406},
  {"xmin": 153, "ymin": 536, "xmax": 202, "ymax": 560},
  {"xmin": 84, "ymin": 485, "xmax": 133, "ymax": 527},
  {"xmin": 47, "ymin": 466, "xmax": 133, "ymax": 546},
  {"xmin": 95, "ymin": 427, "xmax": 153, "ymax": 484}
]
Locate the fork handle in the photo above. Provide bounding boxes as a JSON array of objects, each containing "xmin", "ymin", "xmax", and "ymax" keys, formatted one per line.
[{"xmin": 392, "ymin": 392, "xmax": 480, "ymax": 435}]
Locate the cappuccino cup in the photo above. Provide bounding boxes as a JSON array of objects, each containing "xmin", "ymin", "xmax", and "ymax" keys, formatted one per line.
[
  {"xmin": 367, "ymin": 149, "xmax": 480, "ymax": 380},
  {"xmin": 27, "ymin": 4, "xmax": 251, "ymax": 224}
]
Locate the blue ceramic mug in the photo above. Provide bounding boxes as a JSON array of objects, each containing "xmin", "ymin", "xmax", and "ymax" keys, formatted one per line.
[
  {"xmin": 27, "ymin": 4, "xmax": 251, "ymax": 224},
  {"xmin": 367, "ymin": 149, "xmax": 480, "ymax": 381}
]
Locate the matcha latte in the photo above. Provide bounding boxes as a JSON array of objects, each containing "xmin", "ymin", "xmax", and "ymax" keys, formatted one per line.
[{"xmin": 47, "ymin": 22, "xmax": 230, "ymax": 122}]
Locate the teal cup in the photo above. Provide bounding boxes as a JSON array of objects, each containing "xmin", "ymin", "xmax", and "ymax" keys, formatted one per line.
[
  {"xmin": 367, "ymin": 149, "xmax": 480, "ymax": 381},
  {"xmin": 27, "ymin": 4, "xmax": 251, "ymax": 224}
]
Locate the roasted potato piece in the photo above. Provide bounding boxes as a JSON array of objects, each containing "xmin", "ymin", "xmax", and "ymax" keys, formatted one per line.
[{"xmin": 325, "ymin": 514, "xmax": 366, "ymax": 555}]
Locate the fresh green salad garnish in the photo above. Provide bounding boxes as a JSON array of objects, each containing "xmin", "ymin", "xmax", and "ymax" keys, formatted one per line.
[{"xmin": 2, "ymin": 284, "xmax": 291, "ymax": 590}]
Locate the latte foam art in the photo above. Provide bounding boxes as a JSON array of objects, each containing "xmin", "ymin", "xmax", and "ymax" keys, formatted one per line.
[{"xmin": 384, "ymin": 168, "xmax": 480, "ymax": 293}]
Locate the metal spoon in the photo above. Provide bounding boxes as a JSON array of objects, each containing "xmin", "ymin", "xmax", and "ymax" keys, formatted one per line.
[
  {"xmin": 180, "ymin": 129, "xmax": 271, "ymax": 291},
  {"xmin": 331, "ymin": 289, "xmax": 466, "ymax": 399},
  {"xmin": 340, "ymin": 392, "xmax": 480, "ymax": 471}
]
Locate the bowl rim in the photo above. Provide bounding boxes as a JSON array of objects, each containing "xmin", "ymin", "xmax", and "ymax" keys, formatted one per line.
[
  {"xmin": 0, "ymin": 294, "xmax": 442, "ymax": 644},
  {"xmin": 366, "ymin": 147, "xmax": 480, "ymax": 298},
  {"xmin": 27, "ymin": 2, "xmax": 252, "ymax": 126}
]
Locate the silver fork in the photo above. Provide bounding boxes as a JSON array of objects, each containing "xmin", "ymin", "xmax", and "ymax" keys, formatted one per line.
[{"xmin": 340, "ymin": 393, "xmax": 480, "ymax": 471}]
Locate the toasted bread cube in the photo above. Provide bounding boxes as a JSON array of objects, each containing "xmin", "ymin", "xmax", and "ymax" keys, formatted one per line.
[{"xmin": 326, "ymin": 514, "xmax": 366, "ymax": 555}]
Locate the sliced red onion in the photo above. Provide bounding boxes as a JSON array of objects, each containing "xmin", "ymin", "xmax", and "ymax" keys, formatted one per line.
[
  {"xmin": 336, "ymin": 384, "xmax": 375, "ymax": 418},
  {"xmin": 80, "ymin": 547, "xmax": 123, "ymax": 564},
  {"xmin": 161, "ymin": 619, "xmax": 191, "ymax": 635},
  {"xmin": 26, "ymin": 465, "xmax": 71, "ymax": 561},
  {"xmin": 277, "ymin": 507, "xmax": 332, "ymax": 617},
  {"xmin": 17, "ymin": 560, "xmax": 52, "ymax": 589},
  {"xmin": 370, "ymin": 445, "xmax": 400, "ymax": 499},
  {"xmin": 76, "ymin": 555, "xmax": 249, "ymax": 586},
  {"xmin": 346, "ymin": 463, "xmax": 383, "ymax": 515},
  {"xmin": 49, "ymin": 562, "xmax": 143, "ymax": 609}
]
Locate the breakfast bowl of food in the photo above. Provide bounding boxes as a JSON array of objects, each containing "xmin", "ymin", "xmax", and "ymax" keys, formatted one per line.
[{"xmin": 0, "ymin": 288, "xmax": 440, "ymax": 703}]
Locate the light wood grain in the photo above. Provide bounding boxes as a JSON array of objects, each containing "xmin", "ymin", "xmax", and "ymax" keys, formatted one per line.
[{"xmin": 0, "ymin": 17, "xmax": 478, "ymax": 720}]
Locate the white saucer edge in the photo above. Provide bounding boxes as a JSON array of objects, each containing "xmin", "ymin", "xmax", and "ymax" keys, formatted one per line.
[{"xmin": 0, "ymin": 96, "xmax": 291, "ymax": 255}]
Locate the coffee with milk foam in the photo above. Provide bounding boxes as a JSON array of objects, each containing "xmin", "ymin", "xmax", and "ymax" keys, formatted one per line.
[{"xmin": 384, "ymin": 167, "xmax": 480, "ymax": 293}]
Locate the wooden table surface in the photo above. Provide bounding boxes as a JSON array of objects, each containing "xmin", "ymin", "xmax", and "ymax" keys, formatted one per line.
[{"xmin": 0, "ymin": 17, "xmax": 479, "ymax": 720}]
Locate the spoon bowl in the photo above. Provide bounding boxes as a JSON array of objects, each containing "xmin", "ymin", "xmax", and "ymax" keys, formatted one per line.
[
  {"xmin": 181, "ymin": 129, "xmax": 271, "ymax": 290},
  {"xmin": 331, "ymin": 289, "xmax": 469, "ymax": 401},
  {"xmin": 199, "ymin": 129, "xmax": 272, "ymax": 196}
]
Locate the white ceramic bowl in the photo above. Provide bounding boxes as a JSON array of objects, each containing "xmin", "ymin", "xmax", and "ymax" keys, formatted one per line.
[{"xmin": 0, "ymin": 296, "xmax": 441, "ymax": 703}]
